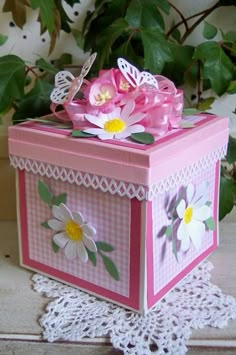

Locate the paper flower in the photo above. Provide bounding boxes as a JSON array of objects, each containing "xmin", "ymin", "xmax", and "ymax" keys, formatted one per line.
[
  {"xmin": 48, "ymin": 203, "xmax": 97, "ymax": 262},
  {"xmin": 83, "ymin": 100, "xmax": 145, "ymax": 140},
  {"xmin": 176, "ymin": 183, "xmax": 211, "ymax": 251}
]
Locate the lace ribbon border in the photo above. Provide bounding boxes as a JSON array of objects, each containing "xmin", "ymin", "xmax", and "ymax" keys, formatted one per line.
[{"xmin": 10, "ymin": 144, "xmax": 227, "ymax": 201}]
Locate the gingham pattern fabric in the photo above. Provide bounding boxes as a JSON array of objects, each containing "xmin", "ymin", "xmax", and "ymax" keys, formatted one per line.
[
  {"xmin": 10, "ymin": 143, "xmax": 227, "ymax": 201},
  {"xmin": 152, "ymin": 161, "xmax": 216, "ymax": 295},
  {"xmin": 25, "ymin": 172, "xmax": 131, "ymax": 297}
]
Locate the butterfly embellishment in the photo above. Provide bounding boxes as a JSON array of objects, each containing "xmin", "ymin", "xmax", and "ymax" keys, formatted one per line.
[
  {"xmin": 50, "ymin": 53, "xmax": 97, "ymax": 105},
  {"xmin": 117, "ymin": 58, "xmax": 158, "ymax": 89}
]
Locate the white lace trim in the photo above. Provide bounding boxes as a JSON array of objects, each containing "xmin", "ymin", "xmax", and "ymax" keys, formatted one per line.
[
  {"xmin": 32, "ymin": 261, "xmax": 236, "ymax": 355},
  {"xmin": 10, "ymin": 144, "xmax": 227, "ymax": 201}
]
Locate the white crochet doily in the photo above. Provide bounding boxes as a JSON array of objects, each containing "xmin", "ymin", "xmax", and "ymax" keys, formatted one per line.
[{"xmin": 32, "ymin": 261, "xmax": 236, "ymax": 355}]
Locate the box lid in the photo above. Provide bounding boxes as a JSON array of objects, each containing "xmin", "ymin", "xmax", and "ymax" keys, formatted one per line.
[{"xmin": 9, "ymin": 114, "xmax": 228, "ymax": 191}]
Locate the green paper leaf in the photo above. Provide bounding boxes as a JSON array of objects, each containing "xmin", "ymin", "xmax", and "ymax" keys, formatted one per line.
[
  {"xmin": 205, "ymin": 217, "xmax": 215, "ymax": 230},
  {"xmin": 226, "ymin": 136, "xmax": 236, "ymax": 164},
  {"xmin": 52, "ymin": 240, "xmax": 60, "ymax": 253},
  {"xmin": 140, "ymin": 28, "xmax": 173, "ymax": 73},
  {"xmin": 41, "ymin": 221, "xmax": 51, "ymax": 229},
  {"xmin": 194, "ymin": 42, "xmax": 234, "ymax": 96},
  {"xmin": 72, "ymin": 29, "xmax": 85, "ymax": 49},
  {"xmin": 0, "ymin": 54, "xmax": 25, "ymax": 112},
  {"xmin": 203, "ymin": 21, "xmax": 217, "ymax": 40},
  {"xmin": 96, "ymin": 241, "xmax": 114, "ymax": 252},
  {"xmin": 38, "ymin": 180, "xmax": 53, "ymax": 205},
  {"xmin": 165, "ymin": 225, "xmax": 172, "ymax": 238},
  {"xmin": 101, "ymin": 254, "xmax": 119, "ymax": 281},
  {"xmin": 53, "ymin": 193, "xmax": 67, "ymax": 206},
  {"xmin": 87, "ymin": 248, "xmax": 97, "ymax": 266},
  {"xmin": 30, "ymin": 0, "xmax": 56, "ymax": 34},
  {"xmin": 72, "ymin": 130, "xmax": 96, "ymax": 138},
  {"xmin": 0, "ymin": 34, "xmax": 8, "ymax": 46},
  {"xmin": 219, "ymin": 176, "xmax": 236, "ymax": 220},
  {"xmin": 130, "ymin": 132, "xmax": 154, "ymax": 145},
  {"xmin": 179, "ymin": 121, "xmax": 195, "ymax": 129},
  {"xmin": 183, "ymin": 108, "xmax": 200, "ymax": 116},
  {"xmin": 205, "ymin": 201, "xmax": 212, "ymax": 206},
  {"xmin": 227, "ymin": 81, "xmax": 236, "ymax": 94},
  {"xmin": 36, "ymin": 58, "xmax": 58, "ymax": 74},
  {"xmin": 172, "ymin": 239, "xmax": 178, "ymax": 262}
]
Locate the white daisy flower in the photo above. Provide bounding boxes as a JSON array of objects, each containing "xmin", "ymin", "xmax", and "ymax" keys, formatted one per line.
[
  {"xmin": 176, "ymin": 182, "xmax": 211, "ymax": 252},
  {"xmin": 84, "ymin": 100, "xmax": 145, "ymax": 140},
  {"xmin": 48, "ymin": 203, "xmax": 97, "ymax": 262}
]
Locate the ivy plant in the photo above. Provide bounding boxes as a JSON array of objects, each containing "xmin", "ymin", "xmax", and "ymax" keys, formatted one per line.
[{"xmin": 0, "ymin": 0, "xmax": 236, "ymax": 219}]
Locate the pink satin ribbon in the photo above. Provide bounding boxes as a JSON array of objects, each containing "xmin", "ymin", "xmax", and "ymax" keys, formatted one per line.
[{"xmin": 50, "ymin": 78, "xmax": 183, "ymax": 136}]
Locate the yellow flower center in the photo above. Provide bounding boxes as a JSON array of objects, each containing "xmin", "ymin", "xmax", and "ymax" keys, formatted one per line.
[
  {"xmin": 95, "ymin": 91, "xmax": 111, "ymax": 105},
  {"xmin": 65, "ymin": 220, "xmax": 83, "ymax": 241},
  {"xmin": 184, "ymin": 207, "xmax": 193, "ymax": 224},
  {"xmin": 104, "ymin": 118, "xmax": 126, "ymax": 133},
  {"xmin": 119, "ymin": 80, "xmax": 130, "ymax": 92}
]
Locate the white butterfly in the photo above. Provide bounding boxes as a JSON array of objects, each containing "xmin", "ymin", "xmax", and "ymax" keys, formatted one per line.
[
  {"xmin": 117, "ymin": 58, "xmax": 158, "ymax": 89},
  {"xmin": 50, "ymin": 53, "xmax": 97, "ymax": 105}
]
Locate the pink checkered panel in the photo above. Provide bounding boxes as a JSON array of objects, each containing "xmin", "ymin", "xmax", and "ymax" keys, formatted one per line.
[
  {"xmin": 152, "ymin": 162, "xmax": 217, "ymax": 295},
  {"xmin": 25, "ymin": 172, "xmax": 131, "ymax": 297}
]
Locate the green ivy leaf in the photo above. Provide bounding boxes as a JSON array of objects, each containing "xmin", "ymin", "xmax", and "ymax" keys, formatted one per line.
[
  {"xmin": 71, "ymin": 130, "xmax": 96, "ymax": 138},
  {"xmin": 53, "ymin": 53, "xmax": 73, "ymax": 69},
  {"xmin": 12, "ymin": 79, "xmax": 53, "ymax": 123},
  {"xmin": 101, "ymin": 254, "xmax": 119, "ymax": 281},
  {"xmin": 203, "ymin": 21, "xmax": 217, "ymax": 40},
  {"xmin": 0, "ymin": 55, "xmax": 25, "ymax": 112},
  {"xmin": 130, "ymin": 132, "xmax": 155, "ymax": 145},
  {"xmin": 0, "ymin": 34, "xmax": 8, "ymax": 46},
  {"xmin": 226, "ymin": 135, "xmax": 236, "ymax": 164},
  {"xmin": 140, "ymin": 28, "xmax": 173, "ymax": 73},
  {"xmin": 35, "ymin": 58, "xmax": 58, "ymax": 74},
  {"xmin": 125, "ymin": 0, "xmax": 165, "ymax": 31},
  {"xmin": 87, "ymin": 248, "xmax": 97, "ymax": 266},
  {"xmin": 219, "ymin": 176, "xmax": 236, "ymax": 220},
  {"xmin": 94, "ymin": 18, "xmax": 129, "ymax": 69},
  {"xmin": 30, "ymin": 0, "xmax": 56, "ymax": 34},
  {"xmin": 72, "ymin": 29, "xmax": 85, "ymax": 49},
  {"xmin": 3, "ymin": 0, "xmax": 28, "ymax": 28},
  {"xmin": 165, "ymin": 225, "xmax": 172, "ymax": 238},
  {"xmin": 53, "ymin": 193, "xmax": 67, "ymax": 206},
  {"xmin": 163, "ymin": 44, "xmax": 195, "ymax": 86},
  {"xmin": 155, "ymin": 0, "xmax": 170, "ymax": 14},
  {"xmin": 222, "ymin": 31, "xmax": 236, "ymax": 43},
  {"xmin": 38, "ymin": 180, "xmax": 53, "ymax": 205},
  {"xmin": 171, "ymin": 29, "xmax": 181, "ymax": 42},
  {"xmin": 41, "ymin": 221, "xmax": 51, "ymax": 229},
  {"xmin": 96, "ymin": 241, "xmax": 114, "ymax": 252},
  {"xmin": 194, "ymin": 42, "xmax": 234, "ymax": 95},
  {"xmin": 205, "ymin": 217, "xmax": 215, "ymax": 230},
  {"xmin": 52, "ymin": 240, "xmax": 60, "ymax": 253}
]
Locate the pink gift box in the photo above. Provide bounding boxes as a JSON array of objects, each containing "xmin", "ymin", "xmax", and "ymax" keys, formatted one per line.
[{"xmin": 8, "ymin": 113, "xmax": 228, "ymax": 313}]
